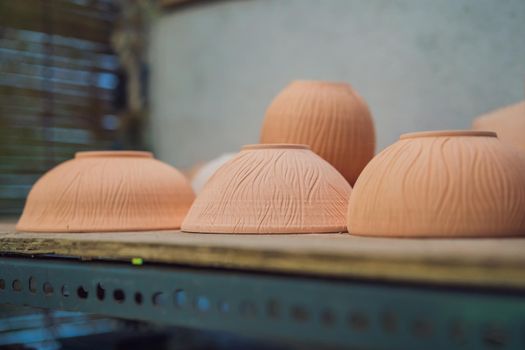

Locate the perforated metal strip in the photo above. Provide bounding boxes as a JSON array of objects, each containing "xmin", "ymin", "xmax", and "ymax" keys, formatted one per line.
[{"xmin": 0, "ymin": 257, "xmax": 524, "ymax": 349}]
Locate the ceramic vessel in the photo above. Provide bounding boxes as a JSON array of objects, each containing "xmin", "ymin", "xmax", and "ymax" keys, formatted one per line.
[
  {"xmin": 347, "ymin": 131, "xmax": 525, "ymax": 237},
  {"xmin": 260, "ymin": 80, "xmax": 375, "ymax": 185},
  {"xmin": 182, "ymin": 144, "xmax": 351, "ymax": 234},
  {"xmin": 191, "ymin": 153, "xmax": 236, "ymax": 194},
  {"xmin": 472, "ymin": 101, "xmax": 525, "ymax": 152},
  {"xmin": 17, "ymin": 151, "xmax": 195, "ymax": 232}
]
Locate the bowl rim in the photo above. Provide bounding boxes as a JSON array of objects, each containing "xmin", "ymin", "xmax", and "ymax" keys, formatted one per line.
[
  {"xmin": 75, "ymin": 151, "xmax": 153, "ymax": 159},
  {"xmin": 289, "ymin": 80, "xmax": 351, "ymax": 88},
  {"xmin": 400, "ymin": 130, "xmax": 497, "ymax": 140},
  {"xmin": 242, "ymin": 144, "xmax": 310, "ymax": 151}
]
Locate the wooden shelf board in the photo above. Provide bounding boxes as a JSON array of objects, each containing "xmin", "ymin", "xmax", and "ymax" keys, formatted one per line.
[{"xmin": 1, "ymin": 222, "xmax": 525, "ymax": 289}]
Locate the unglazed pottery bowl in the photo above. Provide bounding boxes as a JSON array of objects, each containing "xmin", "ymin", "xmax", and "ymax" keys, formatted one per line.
[
  {"xmin": 260, "ymin": 80, "xmax": 375, "ymax": 185},
  {"xmin": 347, "ymin": 131, "xmax": 525, "ymax": 237},
  {"xmin": 182, "ymin": 144, "xmax": 351, "ymax": 234},
  {"xmin": 17, "ymin": 151, "xmax": 195, "ymax": 232},
  {"xmin": 473, "ymin": 101, "xmax": 525, "ymax": 152}
]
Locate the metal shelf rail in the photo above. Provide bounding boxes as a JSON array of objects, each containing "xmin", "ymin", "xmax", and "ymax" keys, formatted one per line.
[
  {"xmin": 1, "ymin": 256, "xmax": 524, "ymax": 349},
  {"xmin": 2, "ymin": 222, "xmax": 525, "ymax": 349}
]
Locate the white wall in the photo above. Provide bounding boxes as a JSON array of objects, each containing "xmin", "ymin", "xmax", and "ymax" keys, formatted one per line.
[{"xmin": 149, "ymin": 0, "xmax": 525, "ymax": 168}]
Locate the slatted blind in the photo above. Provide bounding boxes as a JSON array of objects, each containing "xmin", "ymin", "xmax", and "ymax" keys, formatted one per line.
[{"xmin": 0, "ymin": 0, "xmax": 121, "ymax": 215}]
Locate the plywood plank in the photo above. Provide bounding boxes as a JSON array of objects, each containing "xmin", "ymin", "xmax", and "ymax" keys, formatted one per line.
[{"xmin": 1, "ymin": 222, "xmax": 525, "ymax": 289}]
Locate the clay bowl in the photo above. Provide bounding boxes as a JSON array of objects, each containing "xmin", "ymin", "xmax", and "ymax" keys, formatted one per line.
[
  {"xmin": 17, "ymin": 151, "xmax": 195, "ymax": 232},
  {"xmin": 182, "ymin": 144, "xmax": 351, "ymax": 234},
  {"xmin": 260, "ymin": 80, "xmax": 375, "ymax": 185},
  {"xmin": 472, "ymin": 100, "xmax": 525, "ymax": 152},
  {"xmin": 347, "ymin": 131, "xmax": 525, "ymax": 238}
]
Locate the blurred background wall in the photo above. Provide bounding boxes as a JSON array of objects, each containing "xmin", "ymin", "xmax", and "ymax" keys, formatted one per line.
[{"xmin": 149, "ymin": 0, "xmax": 525, "ymax": 167}]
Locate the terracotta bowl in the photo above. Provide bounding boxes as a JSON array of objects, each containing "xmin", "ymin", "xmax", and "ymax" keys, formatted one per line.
[
  {"xmin": 347, "ymin": 131, "xmax": 525, "ymax": 238},
  {"xmin": 182, "ymin": 144, "xmax": 351, "ymax": 234},
  {"xmin": 17, "ymin": 151, "xmax": 195, "ymax": 232},
  {"xmin": 260, "ymin": 80, "xmax": 375, "ymax": 185},
  {"xmin": 472, "ymin": 100, "xmax": 525, "ymax": 152}
]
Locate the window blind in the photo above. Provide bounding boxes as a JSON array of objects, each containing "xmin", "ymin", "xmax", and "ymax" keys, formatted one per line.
[{"xmin": 0, "ymin": 0, "xmax": 121, "ymax": 215}]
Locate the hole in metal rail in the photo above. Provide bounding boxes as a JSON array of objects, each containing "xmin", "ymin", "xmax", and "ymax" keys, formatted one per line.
[
  {"xmin": 61, "ymin": 285, "xmax": 70, "ymax": 297},
  {"xmin": 218, "ymin": 301, "xmax": 230, "ymax": 313},
  {"xmin": 266, "ymin": 299, "xmax": 280, "ymax": 319},
  {"xmin": 12, "ymin": 280, "xmax": 22, "ymax": 292},
  {"xmin": 413, "ymin": 319, "xmax": 432, "ymax": 337},
  {"xmin": 450, "ymin": 321, "xmax": 468, "ymax": 346},
  {"xmin": 43, "ymin": 282, "xmax": 53, "ymax": 295},
  {"xmin": 239, "ymin": 301, "xmax": 257, "ymax": 318},
  {"xmin": 96, "ymin": 283, "xmax": 105, "ymax": 301},
  {"xmin": 320, "ymin": 309, "xmax": 336, "ymax": 327},
  {"xmin": 348, "ymin": 312, "xmax": 368, "ymax": 331},
  {"xmin": 135, "ymin": 292, "xmax": 143, "ymax": 305},
  {"xmin": 482, "ymin": 325, "xmax": 507, "ymax": 348},
  {"xmin": 194, "ymin": 296, "xmax": 210, "ymax": 312},
  {"xmin": 28, "ymin": 277, "xmax": 37, "ymax": 293},
  {"xmin": 113, "ymin": 289, "xmax": 125, "ymax": 303},
  {"xmin": 77, "ymin": 286, "xmax": 88, "ymax": 299},
  {"xmin": 174, "ymin": 289, "xmax": 187, "ymax": 308},
  {"xmin": 152, "ymin": 292, "xmax": 167, "ymax": 306},
  {"xmin": 291, "ymin": 305, "xmax": 309, "ymax": 322},
  {"xmin": 0, "ymin": 279, "xmax": 5, "ymax": 290},
  {"xmin": 381, "ymin": 311, "xmax": 397, "ymax": 333}
]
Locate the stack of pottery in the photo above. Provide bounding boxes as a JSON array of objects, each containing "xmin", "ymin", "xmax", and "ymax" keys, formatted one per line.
[
  {"xmin": 17, "ymin": 151, "xmax": 194, "ymax": 232},
  {"xmin": 16, "ymin": 79, "xmax": 525, "ymax": 238},
  {"xmin": 180, "ymin": 80, "xmax": 525, "ymax": 238}
]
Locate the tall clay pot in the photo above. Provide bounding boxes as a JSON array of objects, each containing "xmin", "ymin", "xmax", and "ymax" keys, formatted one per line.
[{"xmin": 260, "ymin": 80, "xmax": 375, "ymax": 185}]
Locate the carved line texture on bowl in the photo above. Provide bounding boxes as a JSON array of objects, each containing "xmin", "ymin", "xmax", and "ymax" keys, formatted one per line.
[
  {"xmin": 347, "ymin": 133, "xmax": 525, "ymax": 237},
  {"xmin": 17, "ymin": 152, "xmax": 195, "ymax": 232},
  {"xmin": 182, "ymin": 145, "xmax": 351, "ymax": 234}
]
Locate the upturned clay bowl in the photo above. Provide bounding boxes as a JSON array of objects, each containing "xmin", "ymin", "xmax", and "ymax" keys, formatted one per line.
[
  {"xmin": 181, "ymin": 144, "xmax": 351, "ymax": 234},
  {"xmin": 17, "ymin": 151, "xmax": 195, "ymax": 232},
  {"xmin": 260, "ymin": 80, "xmax": 375, "ymax": 185},
  {"xmin": 347, "ymin": 131, "xmax": 525, "ymax": 238},
  {"xmin": 472, "ymin": 101, "xmax": 525, "ymax": 152}
]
